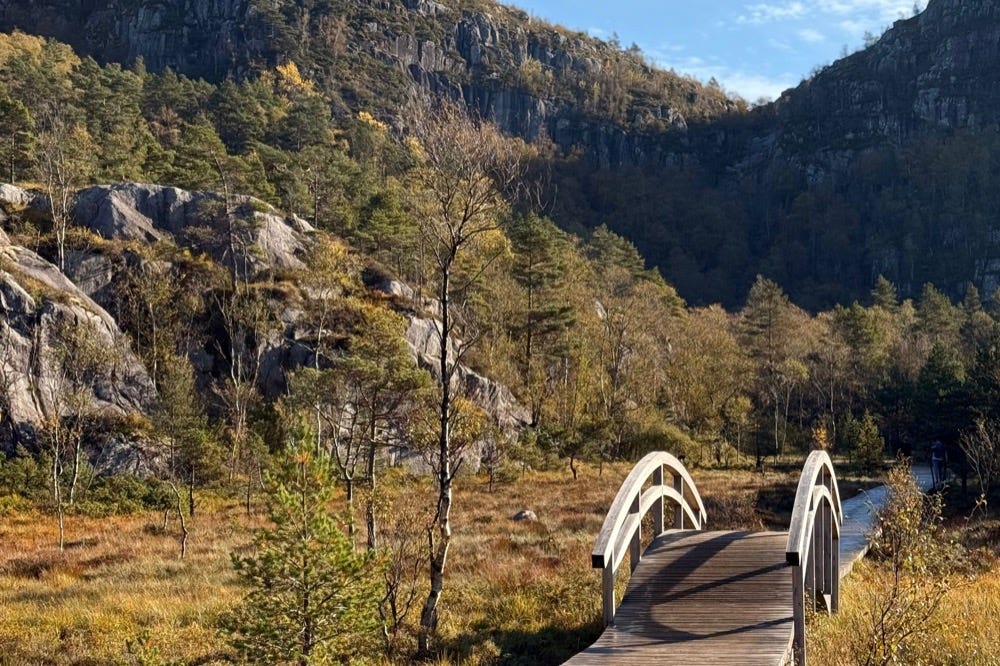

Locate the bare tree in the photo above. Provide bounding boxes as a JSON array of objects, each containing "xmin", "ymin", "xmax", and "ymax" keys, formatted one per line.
[
  {"xmin": 40, "ymin": 313, "xmax": 117, "ymax": 549},
  {"xmin": 407, "ymin": 99, "xmax": 527, "ymax": 655},
  {"xmin": 215, "ymin": 285, "xmax": 278, "ymax": 514},
  {"xmin": 960, "ymin": 419, "xmax": 1000, "ymax": 500},
  {"xmin": 36, "ymin": 115, "xmax": 96, "ymax": 272}
]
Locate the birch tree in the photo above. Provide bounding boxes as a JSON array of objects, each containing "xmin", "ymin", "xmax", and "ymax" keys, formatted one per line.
[{"xmin": 407, "ymin": 100, "xmax": 526, "ymax": 655}]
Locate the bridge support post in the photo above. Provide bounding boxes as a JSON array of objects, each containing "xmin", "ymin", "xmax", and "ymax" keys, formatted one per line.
[
  {"xmin": 652, "ymin": 465, "xmax": 665, "ymax": 536},
  {"xmin": 673, "ymin": 474, "xmax": 684, "ymax": 529},
  {"xmin": 629, "ymin": 495, "xmax": 641, "ymax": 572},
  {"xmin": 602, "ymin": 565, "xmax": 616, "ymax": 626},
  {"xmin": 792, "ymin": 565, "xmax": 806, "ymax": 665},
  {"xmin": 786, "ymin": 451, "xmax": 844, "ymax": 666}
]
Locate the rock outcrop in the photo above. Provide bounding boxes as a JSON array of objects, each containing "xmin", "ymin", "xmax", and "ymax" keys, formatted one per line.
[
  {"xmin": 370, "ymin": 276, "xmax": 530, "ymax": 431},
  {"xmin": 0, "ymin": 0, "xmax": 259, "ymax": 80},
  {"xmin": 73, "ymin": 183, "xmax": 313, "ymax": 278},
  {"xmin": 0, "ymin": 233, "xmax": 156, "ymax": 465},
  {"xmin": 764, "ymin": 0, "xmax": 1000, "ymax": 159}
]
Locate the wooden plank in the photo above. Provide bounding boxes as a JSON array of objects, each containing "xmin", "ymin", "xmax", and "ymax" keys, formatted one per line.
[{"xmin": 566, "ymin": 530, "xmax": 793, "ymax": 665}]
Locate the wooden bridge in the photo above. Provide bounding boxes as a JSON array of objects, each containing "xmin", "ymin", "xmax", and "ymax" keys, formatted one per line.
[{"xmin": 566, "ymin": 451, "xmax": 842, "ymax": 666}]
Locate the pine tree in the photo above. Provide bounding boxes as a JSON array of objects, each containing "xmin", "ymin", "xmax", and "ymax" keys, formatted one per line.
[{"xmin": 224, "ymin": 449, "xmax": 383, "ymax": 665}]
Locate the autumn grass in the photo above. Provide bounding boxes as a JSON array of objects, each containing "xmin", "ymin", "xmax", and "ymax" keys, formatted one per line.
[
  {"xmin": 0, "ymin": 504, "xmax": 251, "ymax": 665},
  {"xmin": 0, "ymin": 459, "xmax": 912, "ymax": 665},
  {"xmin": 807, "ymin": 556, "xmax": 1000, "ymax": 665},
  {"xmin": 808, "ymin": 512, "xmax": 1000, "ymax": 666}
]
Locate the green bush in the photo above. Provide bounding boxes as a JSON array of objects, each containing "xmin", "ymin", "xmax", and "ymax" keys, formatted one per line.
[
  {"xmin": 0, "ymin": 446, "xmax": 51, "ymax": 502},
  {"xmin": 75, "ymin": 475, "xmax": 173, "ymax": 517}
]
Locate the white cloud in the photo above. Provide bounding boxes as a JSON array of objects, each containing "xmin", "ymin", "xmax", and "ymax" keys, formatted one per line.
[
  {"xmin": 738, "ymin": 0, "xmax": 923, "ymax": 26},
  {"xmin": 646, "ymin": 41, "xmax": 686, "ymax": 58},
  {"xmin": 768, "ymin": 38, "xmax": 795, "ymax": 52},
  {"xmin": 838, "ymin": 19, "xmax": 867, "ymax": 34},
  {"xmin": 738, "ymin": 2, "xmax": 808, "ymax": 25},
  {"xmin": 657, "ymin": 55, "xmax": 799, "ymax": 102},
  {"xmin": 721, "ymin": 72, "xmax": 800, "ymax": 102},
  {"xmin": 816, "ymin": 0, "xmax": 923, "ymax": 20},
  {"xmin": 798, "ymin": 28, "xmax": 826, "ymax": 43}
]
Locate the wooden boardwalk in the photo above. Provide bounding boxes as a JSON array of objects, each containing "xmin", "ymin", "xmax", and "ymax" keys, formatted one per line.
[
  {"xmin": 567, "ymin": 451, "xmax": 844, "ymax": 666},
  {"xmin": 566, "ymin": 531, "xmax": 793, "ymax": 665}
]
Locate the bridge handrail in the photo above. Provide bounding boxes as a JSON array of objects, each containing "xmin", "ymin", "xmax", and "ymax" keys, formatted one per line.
[
  {"xmin": 786, "ymin": 450, "xmax": 843, "ymax": 666},
  {"xmin": 591, "ymin": 451, "xmax": 707, "ymax": 626}
]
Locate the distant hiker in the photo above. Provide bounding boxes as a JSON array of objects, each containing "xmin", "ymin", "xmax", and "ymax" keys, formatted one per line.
[{"xmin": 931, "ymin": 440, "xmax": 946, "ymax": 490}]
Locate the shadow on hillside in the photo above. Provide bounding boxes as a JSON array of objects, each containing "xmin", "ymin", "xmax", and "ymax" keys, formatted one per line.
[{"xmin": 446, "ymin": 619, "xmax": 603, "ymax": 665}]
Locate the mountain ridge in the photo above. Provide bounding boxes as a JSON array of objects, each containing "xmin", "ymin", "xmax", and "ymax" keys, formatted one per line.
[{"xmin": 5, "ymin": 0, "xmax": 1000, "ymax": 307}]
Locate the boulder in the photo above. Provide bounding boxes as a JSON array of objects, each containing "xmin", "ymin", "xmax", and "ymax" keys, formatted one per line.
[
  {"xmin": 366, "ymin": 270, "xmax": 531, "ymax": 433},
  {"xmin": 0, "ymin": 183, "xmax": 37, "ymax": 208},
  {"xmin": 403, "ymin": 314, "xmax": 529, "ymax": 431},
  {"xmin": 72, "ymin": 183, "xmax": 313, "ymax": 278},
  {"xmin": 0, "ymin": 241, "xmax": 157, "ymax": 466},
  {"xmin": 512, "ymin": 509, "xmax": 537, "ymax": 522}
]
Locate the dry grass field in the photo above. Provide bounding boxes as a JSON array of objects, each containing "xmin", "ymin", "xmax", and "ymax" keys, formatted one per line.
[
  {"xmin": 807, "ymin": 547, "xmax": 1000, "ymax": 665},
  {"xmin": 2, "ymin": 459, "xmax": 993, "ymax": 665}
]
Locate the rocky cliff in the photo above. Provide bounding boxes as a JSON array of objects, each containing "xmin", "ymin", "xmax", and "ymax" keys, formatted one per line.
[
  {"xmin": 0, "ymin": 0, "xmax": 259, "ymax": 80},
  {"xmin": 0, "ymin": 187, "xmax": 157, "ymax": 468},
  {"xmin": 7, "ymin": 0, "xmax": 1000, "ymax": 307},
  {"xmin": 1, "ymin": 181, "xmax": 530, "ymax": 471},
  {"xmin": 0, "ymin": 0, "xmax": 734, "ymax": 167},
  {"xmin": 774, "ymin": 0, "xmax": 1000, "ymax": 148}
]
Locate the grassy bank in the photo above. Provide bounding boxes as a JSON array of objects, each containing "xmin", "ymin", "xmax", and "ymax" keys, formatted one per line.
[{"xmin": 0, "ymin": 461, "xmax": 896, "ymax": 665}]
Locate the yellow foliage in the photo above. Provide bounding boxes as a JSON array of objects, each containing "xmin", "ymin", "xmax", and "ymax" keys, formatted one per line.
[
  {"xmin": 0, "ymin": 31, "xmax": 79, "ymax": 75},
  {"xmin": 358, "ymin": 110, "xmax": 389, "ymax": 135},
  {"xmin": 405, "ymin": 136, "xmax": 425, "ymax": 162},
  {"xmin": 0, "ymin": 31, "xmax": 45, "ymax": 66},
  {"xmin": 275, "ymin": 60, "xmax": 315, "ymax": 95},
  {"xmin": 812, "ymin": 423, "xmax": 830, "ymax": 450}
]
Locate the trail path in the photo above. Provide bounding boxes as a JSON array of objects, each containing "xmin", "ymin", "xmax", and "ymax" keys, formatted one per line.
[{"xmin": 838, "ymin": 464, "xmax": 933, "ymax": 577}]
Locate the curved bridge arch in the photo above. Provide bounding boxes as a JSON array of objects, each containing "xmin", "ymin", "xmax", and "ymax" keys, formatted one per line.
[
  {"xmin": 590, "ymin": 451, "xmax": 707, "ymax": 626},
  {"xmin": 786, "ymin": 450, "xmax": 843, "ymax": 666}
]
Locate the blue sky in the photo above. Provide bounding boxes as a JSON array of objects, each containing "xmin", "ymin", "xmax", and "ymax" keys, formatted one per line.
[{"xmin": 509, "ymin": 0, "xmax": 926, "ymax": 102}]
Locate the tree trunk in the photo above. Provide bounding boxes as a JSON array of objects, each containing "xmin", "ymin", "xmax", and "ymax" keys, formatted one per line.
[
  {"xmin": 418, "ymin": 267, "xmax": 454, "ymax": 656},
  {"xmin": 366, "ymin": 418, "xmax": 378, "ymax": 551},
  {"xmin": 188, "ymin": 467, "xmax": 196, "ymax": 518},
  {"xmin": 68, "ymin": 433, "xmax": 83, "ymax": 506},
  {"xmin": 52, "ymin": 453, "xmax": 65, "ymax": 551},
  {"xmin": 170, "ymin": 481, "xmax": 189, "ymax": 559},
  {"xmin": 345, "ymin": 477, "xmax": 355, "ymax": 541}
]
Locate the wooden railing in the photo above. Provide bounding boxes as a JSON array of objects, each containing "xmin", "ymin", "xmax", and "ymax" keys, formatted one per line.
[
  {"xmin": 591, "ymin": 451, "xmax": 707, "ymax": 626},
  {"xmin": 786, "ymin": 450, "xmax": 843, "ymax": 666}
]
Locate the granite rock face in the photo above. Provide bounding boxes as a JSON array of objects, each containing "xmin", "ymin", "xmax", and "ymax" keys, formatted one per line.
[
  {"xmin": 363, "ymin": 272, "xmax": 530, "ymax": 432},
  {"xmin": 0, "ymin": 0, "xmax": 717, "ymax": 168},
  {"xmin": 769, "ymin": 0, "xmax": 1000, "ymax": 155},
  {"xmin": 0, "ymin": 234, "xmax": 156, "ymax": 460},
  {"xmin": 73, "ymin": 183, "xmax": 312, "ymax": 278},
  {"xmin": 0, "ymin": 0, "xmax": 259, "ymax": 80}
]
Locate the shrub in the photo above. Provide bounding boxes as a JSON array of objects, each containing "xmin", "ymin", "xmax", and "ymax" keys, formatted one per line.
[
  {"xmin": 75, "ymin": 475, "xmax": 173, "ymax": 517},
  {"xmin": 847, "ymin": 411, "xmax": 885, "ymax": 471},
  {"xmin": 843, "ymin": 460, "xmax": 964, "ymax": 665},
  {"xmin": 0, "ymin": 446, "xmax": 50, "ymax": 502}
]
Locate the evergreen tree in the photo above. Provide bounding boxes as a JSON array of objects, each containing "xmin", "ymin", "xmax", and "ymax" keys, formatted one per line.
[
  {"xmin": 225, "ymin": 449, "xmax": 383, "ymax": 665},
  {"xmin": 0, "ymin": 89, "xmax": 35, "ymax": 183},
  {"xmin": 870, "ymin": 275, "xmax": 898, "ymax": 310},
  {"xmin": 853, "ymin": 411, "xmax": 885, "ymax": 470}
]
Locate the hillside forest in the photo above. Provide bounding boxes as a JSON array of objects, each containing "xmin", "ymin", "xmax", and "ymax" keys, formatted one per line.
[{"xmin": 1, "ymin": 28, "xmax": 1000, "ymax": 665}]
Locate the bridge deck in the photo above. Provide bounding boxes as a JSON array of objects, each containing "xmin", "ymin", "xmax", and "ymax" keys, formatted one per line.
[{"xmin": 566, "ymin": 530, "xmax": 792, "ymax": 665}]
